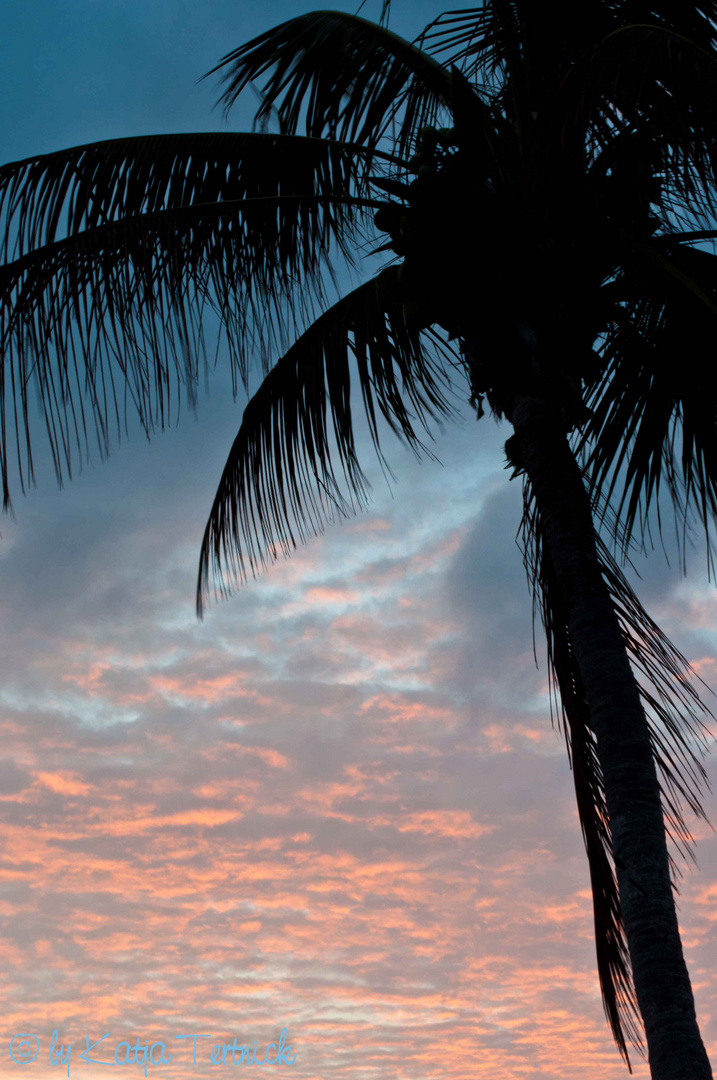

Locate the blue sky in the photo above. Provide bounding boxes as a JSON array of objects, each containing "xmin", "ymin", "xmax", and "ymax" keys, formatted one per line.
[{"xmin": 0, "ymin": 4, "xmax": 715, "ymax": 1079}]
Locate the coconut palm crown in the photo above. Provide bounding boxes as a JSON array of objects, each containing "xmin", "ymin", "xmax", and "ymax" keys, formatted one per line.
[{"xmin": 1, "ymin": 2, "xmax": 717, "ymax": 1076}]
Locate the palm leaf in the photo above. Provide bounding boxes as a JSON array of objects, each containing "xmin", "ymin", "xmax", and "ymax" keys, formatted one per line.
[
  {"xmin": 560, "ymin": 18, "xmax": 717, "ymax": 225},
  {"xmin": 196, "ymin": 276, "xmax": 459, "ymax": 617},
  {"xmin": 415, "ymin": 7, "xmax": 717, "ymax": 238},
  {"xmin": 0, "ymin": 131, "xmax": 390, "ymax": 263},
  {"xmin": 519, "ymin": 472, "xmax": 712, "ymax": 1066},
  {"xmin": 577, "ymin": 240, "xmax": 717, "ymax": 570},
  {"xmin": 529, "ymin": 518, "xmax": 644, "ymax": 1068},
  {"xmin": 204, "ymin": 10, "xmax": 457, "ymax": 163},
  {"xmin": 0, "ymin": 131, "xmax": 391, "ymax": 510},
  {"xmin": 414, "ymin": 8, "xmax": 498, "ymax": 84}
]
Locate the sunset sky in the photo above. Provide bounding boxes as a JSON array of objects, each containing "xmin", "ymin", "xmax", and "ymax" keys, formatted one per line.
[{"xmin": 0, "ymin": 2, "xmax": 715, "ymax": 1078}]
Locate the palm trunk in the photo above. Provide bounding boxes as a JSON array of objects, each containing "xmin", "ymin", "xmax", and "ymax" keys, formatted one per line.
[{"xmin": 511, "ymin": 394, "xmax": 712, "ymax": 1080}]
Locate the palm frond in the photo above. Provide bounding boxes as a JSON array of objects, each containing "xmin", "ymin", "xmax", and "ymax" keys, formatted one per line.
[
  {"xmin": 196, "ymin": 276, "xmax": 459, "ymax": 617},
  {"xmin": 414, "ymin": 8, "xmax": 497, "ymax": 83},
  {"xmin": 415, "ymin": 2, "xmax": 614, "ymax": 116},
  {"xmin": 0, "ymin": 131, "xmax": 390, "ymax": 511},
  {"xmin": 204, "ymin": 11, "xmax": 456, "ymax": 164},
  {"xmin": 527, "ymin": 512, "xmax": 644, "ymax": 1068},
  {"xmin": 377, "ymin": 0, "xmax": 393, "ymax": 29},
  {"xmin": 561, "ymin": 20, "xmax": 717, "ymax": 225},
  {"xmin": 578, "ymin": 241, "xmax": 717, "ymax": 572},
  {"xmin": 0, "ymin": 131, "xmax": 391, "ymax": 263},
  {"xmin": 519, "ymin": 472, "xmax": 713, "ymax": 1065}
]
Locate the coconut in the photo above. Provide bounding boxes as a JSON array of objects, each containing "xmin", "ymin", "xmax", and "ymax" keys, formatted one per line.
[
  {"xmin": 417, "ymin": 126, "xmax": 440, "ymax": 152},
  {"xmin": 398, "ymin": 213, "xmax": 412, "ymax": 236},
  {"xmin": 374, "ymin": 266, "xmax": 402, "ymax": 306},
  {"xmin": 437, "ymin": 127, "xmax": 457, "ymax": 148},
  {"xmin": 373, "ymin": 205, "xmax": 402, "ymax": 233},
  {"xmin": 401, "ymin": 300, "xmax": 435, "ymax": 334}
]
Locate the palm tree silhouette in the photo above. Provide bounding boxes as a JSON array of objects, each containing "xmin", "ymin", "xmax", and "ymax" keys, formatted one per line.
[{"xmin": 1, "ymin": 3, "xmax": 716, "ymax": 1076}]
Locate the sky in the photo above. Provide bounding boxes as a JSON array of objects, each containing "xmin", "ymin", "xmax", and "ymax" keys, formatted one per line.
[{"xmin": 0, "ymin": 3, "xmax": 716, "ymax": 1079}]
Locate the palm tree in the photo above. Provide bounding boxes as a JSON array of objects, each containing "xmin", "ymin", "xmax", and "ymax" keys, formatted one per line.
[{"xmin": 1, "ymin": 1, "xmax": 716, "ymax": 1075}]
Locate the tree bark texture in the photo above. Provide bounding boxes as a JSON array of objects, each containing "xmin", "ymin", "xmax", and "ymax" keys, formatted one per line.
[{"xmin": 511, "ymin": 394, "xmax": 712, "ymax": 1080}]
